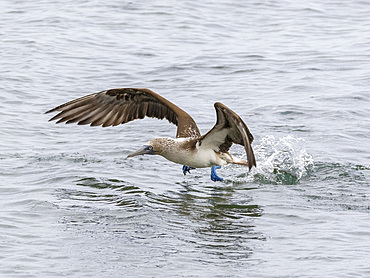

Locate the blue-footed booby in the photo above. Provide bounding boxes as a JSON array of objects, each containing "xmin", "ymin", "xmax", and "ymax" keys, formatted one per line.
[{"xmin": 46, "ymin": 88, "xmax": 256, "ymax": 181}]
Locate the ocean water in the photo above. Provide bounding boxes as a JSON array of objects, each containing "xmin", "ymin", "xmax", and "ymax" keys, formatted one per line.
[{"xmin": 1, "ymin": 0, "xmax": 369, "ymax": 277}]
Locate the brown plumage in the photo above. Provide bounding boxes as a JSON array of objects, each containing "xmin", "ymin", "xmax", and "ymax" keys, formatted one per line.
[
  {"xmin": 199, "ymin": 102, "xmax": 256, "ymax": 169},
  {"xmin": 46, "ymin": 88, "xmax": 256, "ymax": 173},
  {"xmin": 46, "ymin": 88, "xmax": 200, "ymax": 138}
]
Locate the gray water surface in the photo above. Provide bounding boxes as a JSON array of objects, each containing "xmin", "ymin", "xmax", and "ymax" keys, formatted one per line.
[{"xmin": 1, "ymin": 1, "xmax": 370, "ymax": 277}]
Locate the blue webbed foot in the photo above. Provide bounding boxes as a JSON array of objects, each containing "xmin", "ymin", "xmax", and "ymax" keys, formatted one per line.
[
  {"xmin": 211, "ymin": 166, "xmax": 223, "ymax": 182},
  {"xmin": 182, "ymin": 165, "xmax": 195, "ymax": 175}
]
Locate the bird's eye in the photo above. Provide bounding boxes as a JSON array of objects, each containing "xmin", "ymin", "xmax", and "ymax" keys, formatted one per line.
[{"xmin": 148, "ymin": 146, "xmax": 153, "ymax": 151}]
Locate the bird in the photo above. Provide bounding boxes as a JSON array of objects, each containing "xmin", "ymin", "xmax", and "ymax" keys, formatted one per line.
[{"xmin": 45, "ymin": 88, "xmax": 256, "ymax": 181}]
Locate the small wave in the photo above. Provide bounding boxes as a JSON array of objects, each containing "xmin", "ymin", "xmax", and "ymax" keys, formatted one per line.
[{"xmin": 250, "ymin": 135, "xmax": 314, "ymax": 185}]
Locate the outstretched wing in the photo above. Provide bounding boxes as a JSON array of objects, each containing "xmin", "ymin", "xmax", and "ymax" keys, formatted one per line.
[
  {"xmin": 45, "ymin": 88, "xmax": 200, "ymax": 138},
  {"xmin": 199, "ymin": 102, "xmax": 256, "ymax": 169}
]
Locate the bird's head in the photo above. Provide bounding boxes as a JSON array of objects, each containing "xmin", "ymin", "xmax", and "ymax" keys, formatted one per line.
[{"xmin": 127, "ymin": 139, "xmax": 165, "ymax": 158}]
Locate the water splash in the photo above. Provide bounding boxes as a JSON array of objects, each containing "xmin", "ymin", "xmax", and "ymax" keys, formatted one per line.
[{"xmin": 251, "ymin": 135, "xmax": 314, "ymax": 185}]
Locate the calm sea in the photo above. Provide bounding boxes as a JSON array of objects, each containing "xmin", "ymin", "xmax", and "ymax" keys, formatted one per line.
[{"xmin": 1, "ymin": 0, "xmax": 369, "ymax": 277}]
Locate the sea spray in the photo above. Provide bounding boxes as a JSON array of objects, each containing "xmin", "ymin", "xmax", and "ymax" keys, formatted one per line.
[
  {"xmin": 253, "ymin": 135, "xmax": 314, "ymax": 184},
  {"xmin": 230, "ymin": 135, "xmax": 313, "ymax": 184}
]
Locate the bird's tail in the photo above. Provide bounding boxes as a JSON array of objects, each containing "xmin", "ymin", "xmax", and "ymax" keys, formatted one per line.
[{"xmin": 230, "ymin": 157, "xmax": 249, "ymax": 166}]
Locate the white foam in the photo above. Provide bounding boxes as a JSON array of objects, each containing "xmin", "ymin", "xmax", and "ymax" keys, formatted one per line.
[
  {"xmin": 230, "ymin": 135, "xmax": 314, "ymax": 184},
  {"xmin": 253, "ymin": 135, "xmax": 314, "ymax": 184}
]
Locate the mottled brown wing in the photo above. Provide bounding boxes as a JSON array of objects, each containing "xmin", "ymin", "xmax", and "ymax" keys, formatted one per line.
[
  {"xmin": 45, "ymin": 88, "xmax": 200, "ymax": 138},
  {"xmin": 199, "ymin": 102, "xmax": 256, "ymax": 169}
]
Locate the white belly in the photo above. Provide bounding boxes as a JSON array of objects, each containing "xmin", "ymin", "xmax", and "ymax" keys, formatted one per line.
[
  {"xmin": 156, "ymin": 137, "xmax": 232, "ymax": 168},
  {"xmin": 163, "ymin": 148, "xmax": 225, "ymax": 168}
]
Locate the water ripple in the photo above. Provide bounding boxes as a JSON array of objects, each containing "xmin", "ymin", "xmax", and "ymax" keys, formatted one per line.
[{"xmin": 2, "ymin": 0, "xmax": 370, "ymax": 276}]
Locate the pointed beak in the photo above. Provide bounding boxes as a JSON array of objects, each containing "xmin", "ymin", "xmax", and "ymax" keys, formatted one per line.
[
  {"xmin": 127, "ymin": 145, "xmax": 155, "ymax": 158},
  {"xmin": 127, "ymin": 146, "xmax": 149, "ymax": 158}
]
